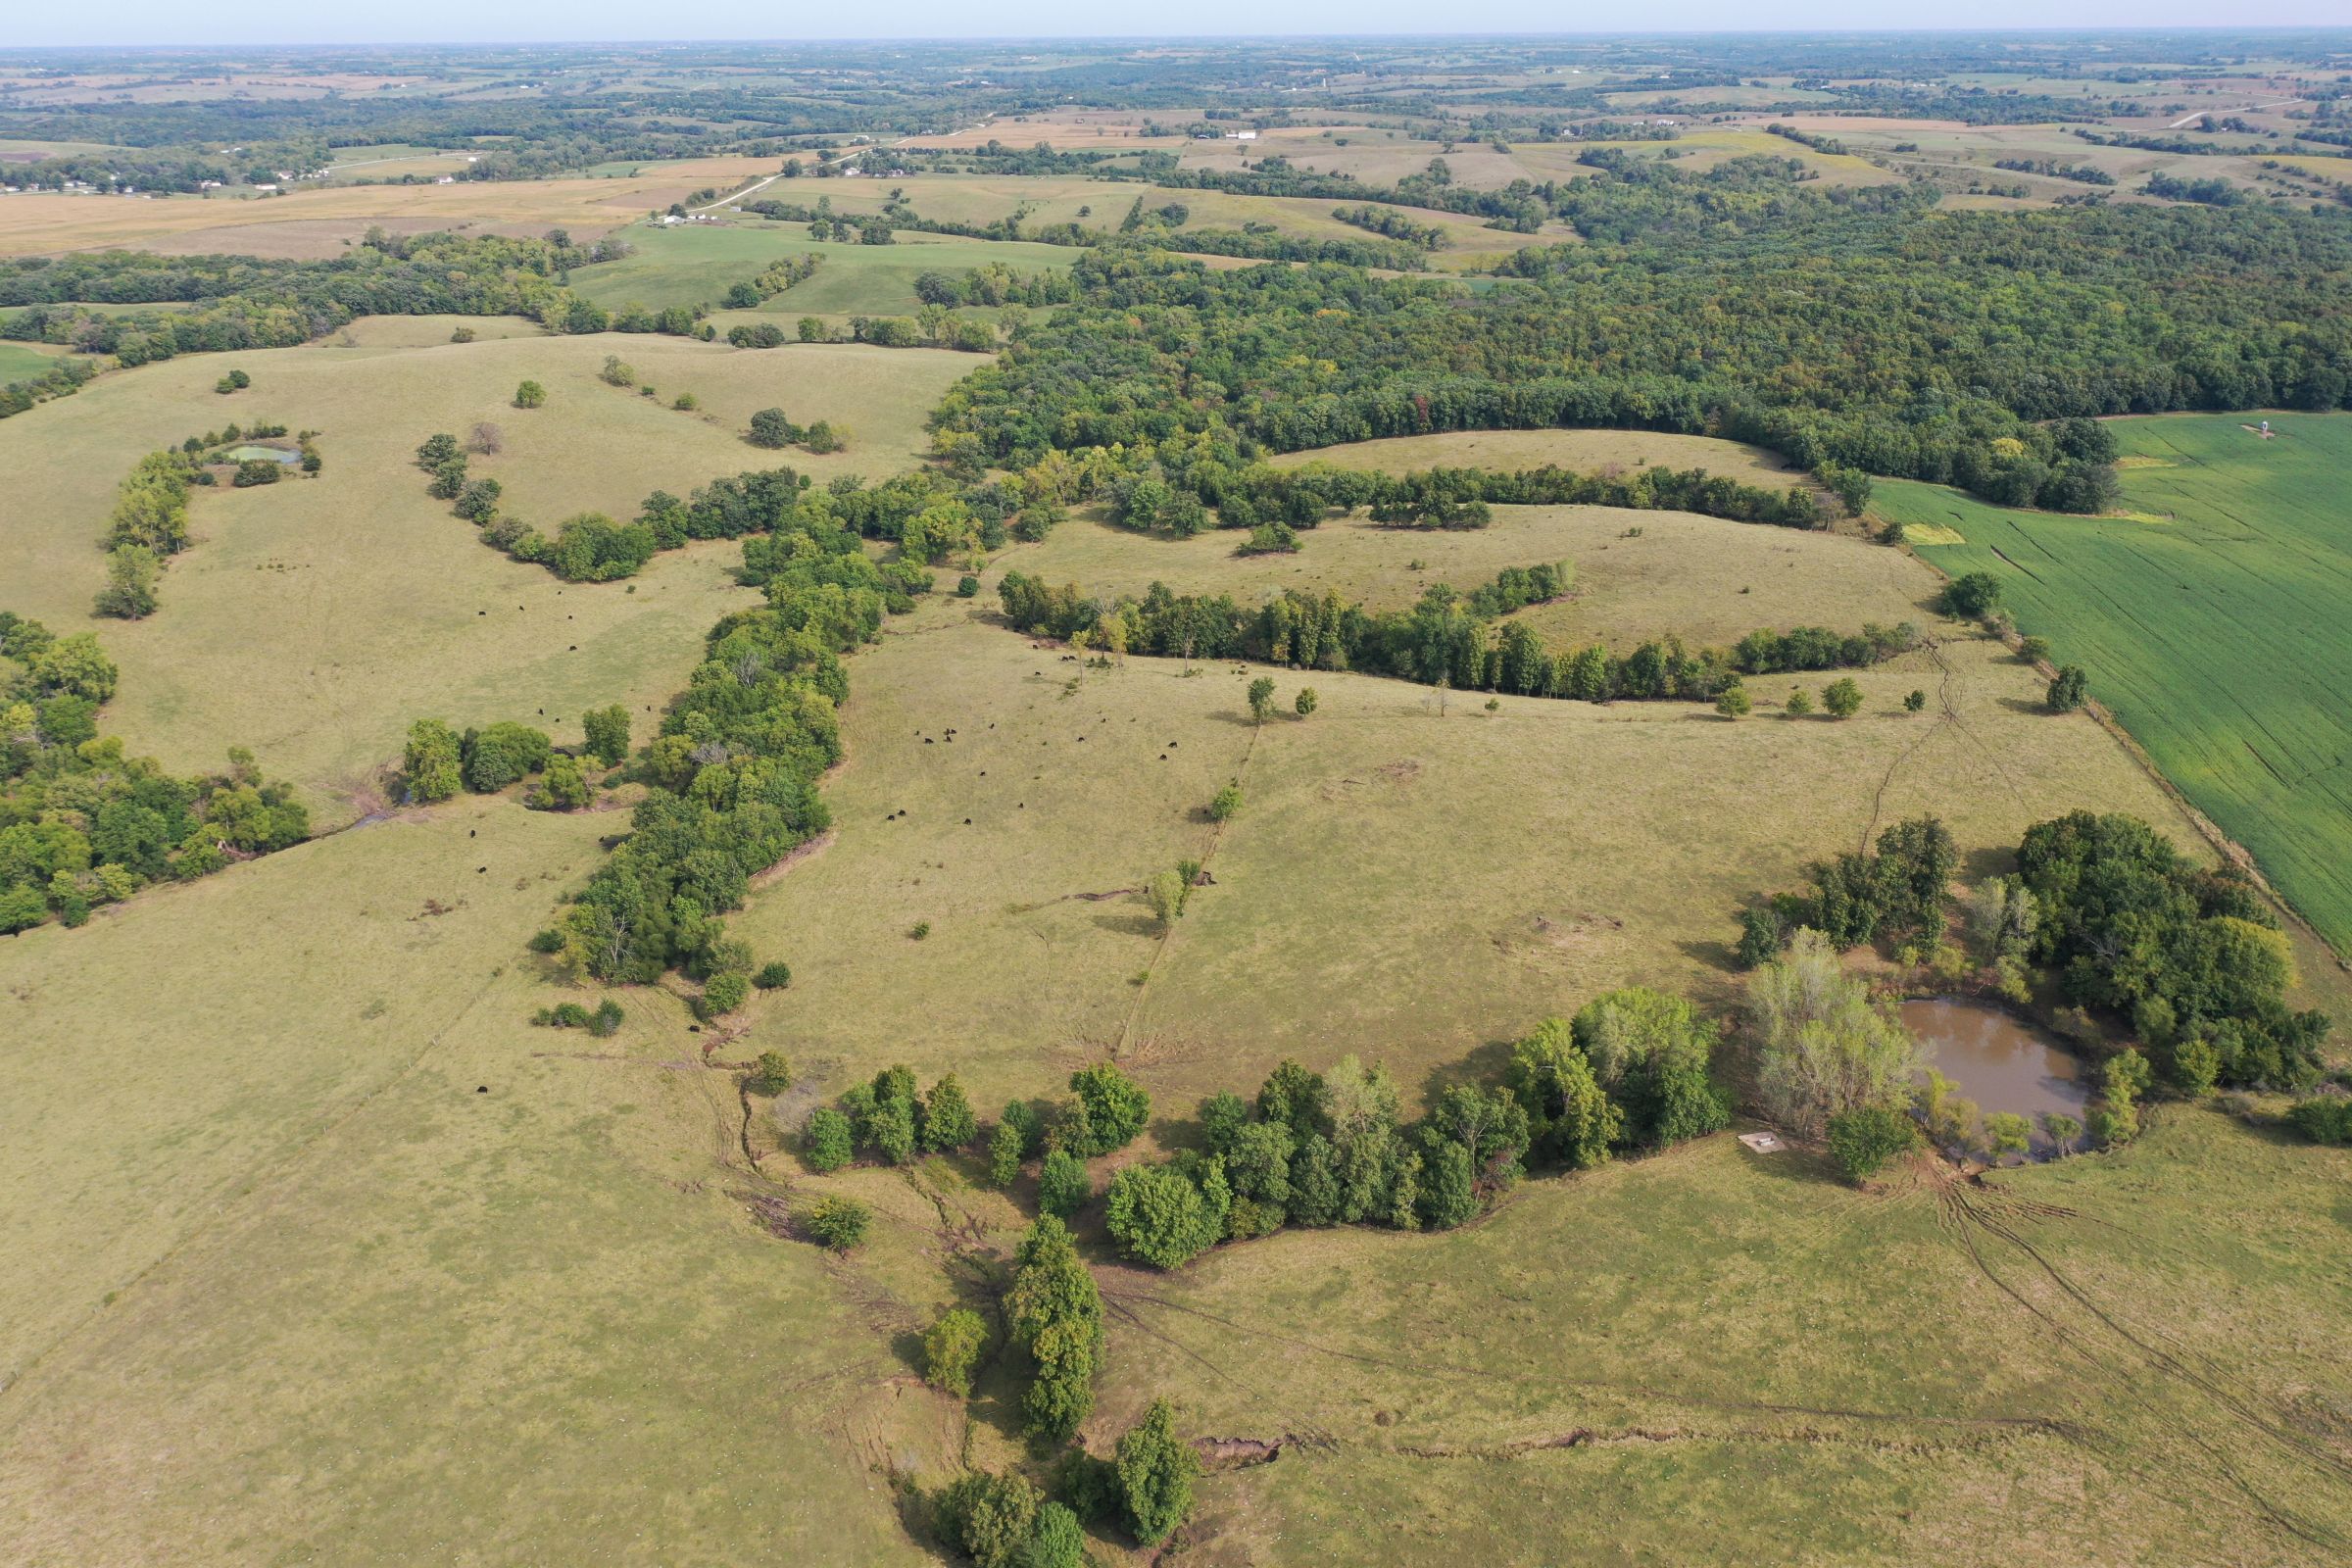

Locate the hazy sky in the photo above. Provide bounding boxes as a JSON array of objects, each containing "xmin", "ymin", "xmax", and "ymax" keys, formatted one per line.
[{"xmin": 12, "ymin": 9, "xmax": 2351, "ymax": 48}]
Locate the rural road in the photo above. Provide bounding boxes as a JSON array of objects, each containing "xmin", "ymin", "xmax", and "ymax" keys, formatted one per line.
[
  {"xmin": 687, "ymin": 122, "xmax": 993, "ymax": 215},
  {"xmin": 2166, "ymin": 99, "xmax": 2302, "ymax": 129}
]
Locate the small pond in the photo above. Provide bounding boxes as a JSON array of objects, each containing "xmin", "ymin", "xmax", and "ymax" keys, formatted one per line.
[
  {"xmin": 1904, "ymin": 998, "xmax": 2090, "ymax": 1149},
  {"xmin": 223, "ymin": 444, "xmax": 299, "ymax": 464}
]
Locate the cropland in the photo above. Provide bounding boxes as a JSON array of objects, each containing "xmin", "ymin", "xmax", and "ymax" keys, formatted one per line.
[{"xmin": 1884, "ymin": 413, "xmax": 2352, "ymax": 954}]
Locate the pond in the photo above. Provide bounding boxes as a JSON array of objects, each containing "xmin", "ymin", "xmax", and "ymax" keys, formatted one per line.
[
  {"xmin": 222, "ymin": 444, "xmax": 299, "ymax": 464},
  {"xmin": 1903, "ymin": 998, "xmax": 2089, "ymax": 1149}
]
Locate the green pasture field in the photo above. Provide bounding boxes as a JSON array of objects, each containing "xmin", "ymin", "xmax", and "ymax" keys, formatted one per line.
[
  {"xmin": 568, "ymin": 222, "xmax": 1080, "ymax": 316},
  {"xmin": 1882, "ymin": 412, "xmax": 2352, "ymax": 954},
  {"xmin": 0, "ymin": 322, "xmax": 971, "ymax": 821},
  {"xmin": 0, "ymin": 339, "xmax": 73, "ymax": 381}
]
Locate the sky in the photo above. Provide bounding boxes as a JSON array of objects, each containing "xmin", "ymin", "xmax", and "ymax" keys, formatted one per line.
[{"xmin": 10, "ymin": 9, "xmax": 2352, "ymax": 48}]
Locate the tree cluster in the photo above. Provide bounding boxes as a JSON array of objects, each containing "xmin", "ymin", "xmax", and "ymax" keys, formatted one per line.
[{"xmin": 1, "ymin": 614, "xmax": 308, "ymax": 932}]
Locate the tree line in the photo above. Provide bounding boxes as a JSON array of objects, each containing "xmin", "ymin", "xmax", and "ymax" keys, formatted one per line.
[{"xmin": 998, "ymin": 568, "xmax": 1912, "ymax": 704}]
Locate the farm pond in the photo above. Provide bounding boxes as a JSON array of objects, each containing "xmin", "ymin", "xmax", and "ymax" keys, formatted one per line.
[{"xmin": 1903, "ymin": 998, "xmax": 2090, "ymax": 1147}]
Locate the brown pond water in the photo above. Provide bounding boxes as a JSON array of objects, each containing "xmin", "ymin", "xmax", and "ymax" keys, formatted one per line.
[{"xmin": 1903, "ymin": 999, "xmax": 2090, "ymax": 1144}]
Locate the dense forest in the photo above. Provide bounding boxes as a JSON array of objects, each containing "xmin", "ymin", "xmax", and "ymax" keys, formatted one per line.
[{"xmin": 936, "ymin": 181, "xmax": 2352, "ymax": 511}]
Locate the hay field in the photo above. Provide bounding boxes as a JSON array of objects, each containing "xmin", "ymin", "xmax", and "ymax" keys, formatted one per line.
[
  {"xmin": 0, "ymin": 330, "xmax": 972, "ymax": 819},
  {"xmin": 0, "ymin": 160, "xmax": 779, "ymax": 257},
  {"xmin": 1884, "ymin": 413, "xmax": 2352, "ymax": 954}
]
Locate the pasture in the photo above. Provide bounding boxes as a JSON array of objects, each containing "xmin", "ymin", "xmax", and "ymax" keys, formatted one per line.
[
  {"xmin": 0, "ymin": 804, "xmax": 929, "ymax": 1567},
  {"xmin": 12, "ymin": 500, "xmax": 2328, "ymax": 1565},
  {"xmin": 1883, "ymin": 412, "xmax": 2352, "ymax": 954},
  {"xmin": 1019, "ymin": 505, "xmax": 1928, "ymax": 653},
  {"xmin": 0, "ymin": 327, "xmax": 970, "ymax": 819},
  {"xmin": 725, "ymin": 590, "xmax": 2203, "ymax": 1124}
]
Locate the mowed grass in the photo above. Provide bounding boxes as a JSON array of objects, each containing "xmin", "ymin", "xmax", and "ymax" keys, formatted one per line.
[
  {"xmin": 568, "ymin": 220, "xmax": 1080, "ymax": 317},
  {"xmin": 0, "ymin": 326, "xmax": 971, "ymax": 819},
  {"xmin": 1268, "ymin": 426, "xmax": 1818, "ymax": 492},
  {"xmin": 1882, "ymin": 413, "xmax": 2352, "ymax": 952},
  {"xmin": 0, "ymin": 804, "xmax": 933, "ymax": 1567}
]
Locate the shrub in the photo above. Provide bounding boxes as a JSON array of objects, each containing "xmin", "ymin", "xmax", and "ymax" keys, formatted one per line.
[
  {"xmin": 528, "ymin": 754, "xmax": 592, "ymax": 810},
  {"xmin": 1115, "ymin": 1397, "xmax": 1198, "ymax": 1546},
  {"xmin": 936, "ymin": 1470, "xmax": 1040, "ymax": 1568},
  {"xmin": 466, "ymin": 421, "xmax": 504, "ymax": 456},
  {"xmin": 988, "ymin": 1117, "xmax": 1027, "ymax": 1187},
  {"xmin": 747, "ymin": 407, "xmax": 799, "ymax": 449},
  {"xmin": 1068, "ymin": 1061, "xmax": 1150, "ymax": 1154},
  {"xmin": 582, "ymin": 704, "xmax": 630, "ymax": 766},
  {"xmin": 599, "ymin": 355, "xmax": 635, "ymax": 387},
  {"xmin": 2018, "ymin": 635, "xmax": 2051, "ymax": 663},
  {"xmin": 806, "ymin": 1195, "xmax": 870, "ymax": 1251},
  {"xmin": 804, "ymin": 1106, "xmax": 854, "ymax": 1171},
  {"xmin": 2046, "ymin": 665, "xmax": 2088, "ymax": 712},
  {"xmin": 1785, "ymin": 687, "xmax": 1813, "ymax": 717},
  {"xmin": 513, "ymin": 379, "xmax": 546, "ymax": 409},
  {"xmin": 1827, "ymin": 1105, "xmax": 1920, "ymax": 1183},
  {"xmin": 402, "ymin": 717, "xmax": 464, "ymax": 802},
  {"xmin": 2287, "ymin": 1097, "xmax": 2352, "ymax": 1145},
  {"xmin": 700, "ymin": 970, "xmax": 751, "ymax": 1016},
  {"xmin": 1822, "ymin": 677, "xmax": 1863, "ymax": 718},
  {"xmin": 1940, "ymin": 570, "xmax": 2003, "ymax": 619},
  {"xmin": 922, "ymin": 1073, "xmax": 979, "ymax": 1152},
  {"xmin": 1206, "ymin": 784, "xmax": 1243, "ymax": 821},
  {"xmin": 1246, "ymin": 675, "xmax": 1277, "ymax": 722},
  {"xmin": 747, "ymin": 1051, "xmax": 791, "ymax": 1095},
  {"xmin": 1294, "ymin": 686, "xmax": 1318, "ymax": 717},
  {"xmin": 1715, "ymin": 683, "xmax": 1751, "ymax": 719},
  {"xmin": 754, "ymin": 960, "xmax": 793, "ymax": 990},
  {"xmin": 462, "ymin": 722, "xmax": 551, "ymax": 792},
  {"xmin": 1904, "ymin": 688, "xmax": 1928, "ymax": 712},
  {"xmin": 450, "ymin": 325, "xmax": 476, "ymax": 343},
  {"xmin": 1026, "ymin": 1503, "xmax": 1085, "ymax": 1568},
  {"xmin": 1038, "ymin": 1149, "xmax": 1092, "ymax": 1218},
  {"xmin": 956, "ymin": 574, "xmax": 980, "ymax": 598},
  {"xmin": 923, "ymin": 1307, "xmax": 988, "ymax": 1397},
  {"xmin": 1104, "ymin": 1162, "xmax": 1225, "ymax": 1268}
]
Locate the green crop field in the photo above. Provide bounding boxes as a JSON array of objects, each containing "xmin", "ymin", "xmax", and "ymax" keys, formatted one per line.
[
  {"xmin": 569, "ymin": 222, "xmax": 1079, "ymax": 317},
  {"xmin": 1880, "ymin": 413, "xmax": 2352, "ymax": 954}
]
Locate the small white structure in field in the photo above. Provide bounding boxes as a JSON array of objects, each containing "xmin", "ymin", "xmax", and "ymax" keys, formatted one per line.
[
  {"xmin": 1738, "ymin": 1131, "xmax": 1786, "ymax": 1153},
  {"xmin": 1226, "ymin": 129, "xmax": 1258, "ymax": 141}
]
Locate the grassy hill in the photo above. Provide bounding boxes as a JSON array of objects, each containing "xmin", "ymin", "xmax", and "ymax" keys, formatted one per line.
[
  {"xmin": 1880, "ymin": 413, "xmax": 2352, "ymax": 954},
  {"xmin": 0, "ymin": 325, "xmax": 971, "ymax": 821}
]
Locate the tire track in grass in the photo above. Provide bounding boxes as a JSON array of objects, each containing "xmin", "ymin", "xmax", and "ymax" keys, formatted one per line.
[{"xmin": 1937, "ymin": 1180, "xmax": 2352, "ymax": 1553}]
